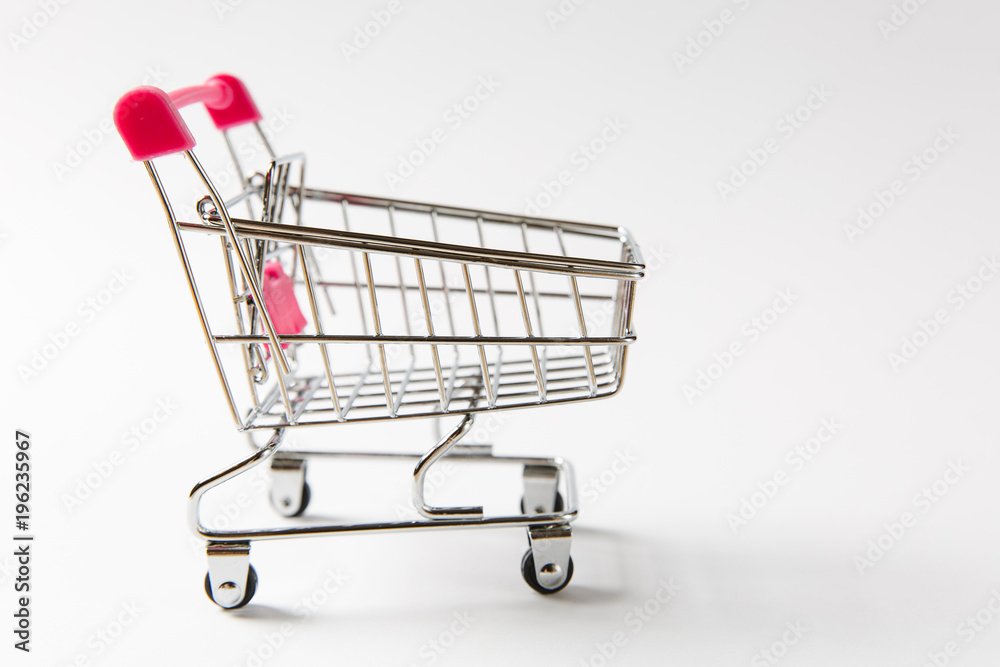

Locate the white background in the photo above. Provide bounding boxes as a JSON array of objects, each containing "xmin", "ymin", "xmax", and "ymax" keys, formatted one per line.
[{"xmin": 2, "ymin": 1, "xmax": 1000, "ymax": 665}]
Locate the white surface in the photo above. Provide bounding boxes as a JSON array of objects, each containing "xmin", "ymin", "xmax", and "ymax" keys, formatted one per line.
[{"xmin": 2, "ymin": 1, "xmax": 1000, "ymax": 665}]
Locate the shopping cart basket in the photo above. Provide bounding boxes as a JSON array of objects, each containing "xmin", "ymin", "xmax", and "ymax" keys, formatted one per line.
[{"xmin": 113, "ymin": 74, "xmax": 643, "ymax": 608}]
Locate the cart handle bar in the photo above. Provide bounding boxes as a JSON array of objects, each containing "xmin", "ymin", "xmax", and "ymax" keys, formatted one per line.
[{"xmin": 113, "ymin": 74, "xmax": 262, "ymax": 161}]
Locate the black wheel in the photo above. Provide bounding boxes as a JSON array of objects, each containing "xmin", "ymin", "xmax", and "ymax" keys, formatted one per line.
[
  {"xmin": 521, "ymin": 550, "xmax": 574, "ymax": 595},
  {"xmin": 273, "ymin": 482, "xmax": 311, "ymax": 518},
  {"xmin": 204, "ymin": 565, "xmax": 258, "ymax": 609},
  {"xmin": 288, "ymin": 482, "xmax": 311, "ymax": 518},
  {"xmin": 520, "ymin": 491, "xmax": 565, "ymax": 515}
]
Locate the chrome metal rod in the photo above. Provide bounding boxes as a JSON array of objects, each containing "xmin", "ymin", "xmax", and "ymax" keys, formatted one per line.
[
  {"xmin": 177, "ymin": 219, "xmax": 644, "ymax": 280},
  {"xmin": 144, "ymin": 161, "xmax": 243, "ymax": 428},
  {"xmin": 184, "ymin": 151, "xmax": 293, "ymax": 385},
  {"xmin": 415, "ymin": 258, "xmax": 447, "ymax": 410},
  {"xmin": 214, "ymin": 333, "xmax": 636, "ymax": 346},
  {"xmin": 412, "ymin": 415, "xmax": 482, "ymax": 518},
  {"xmin": 188, "ymin": 428, "xmax": 286, "ymax": 536}
]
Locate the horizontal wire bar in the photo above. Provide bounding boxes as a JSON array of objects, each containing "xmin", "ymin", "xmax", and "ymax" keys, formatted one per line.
[
  {"xmin": 214, "ymin": 333, "xmax": 636, "ymax": 346},
  {"xmin": 293, "ymin": 186, "xmax": 631, "ymax": 239},
  {"xmin": 242, "ymin": 380, "xmax": 624, "ymax": 428},
  {"xmin": 304, "ymin": 279, "xmax": 615, "ymax": 302},
  {"xmin": 176, "ymin": 219, "xmax": 644, "ymax": 280}
]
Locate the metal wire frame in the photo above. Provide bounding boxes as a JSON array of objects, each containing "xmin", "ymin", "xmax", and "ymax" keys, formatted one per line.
[{"xmin": 143, "ymin": 149, "xmax": 642, "ymax": 432}]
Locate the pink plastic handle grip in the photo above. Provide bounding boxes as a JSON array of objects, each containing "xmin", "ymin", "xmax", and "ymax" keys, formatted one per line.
[{"xmin": 114, "ymin": 74, "xmax": 262, "ymax": 161}]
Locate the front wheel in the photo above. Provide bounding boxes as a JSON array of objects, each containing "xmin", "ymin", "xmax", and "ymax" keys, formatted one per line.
[
  {"xmin": 205, "ymin": 565, "xmax": 258, "ymax": 609},
  {"xmin": 521, "ymin": 550, "xmax": 574, "ymax": 595}
]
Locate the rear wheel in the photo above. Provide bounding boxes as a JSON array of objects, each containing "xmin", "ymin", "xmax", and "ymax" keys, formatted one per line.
[
  {"xmin": 520, "ymin": 491, "xmax": 565, "ymax": 515},
  {"xmin": 205, "ymin": 565, "xmax": 258, "ymax": 609}
]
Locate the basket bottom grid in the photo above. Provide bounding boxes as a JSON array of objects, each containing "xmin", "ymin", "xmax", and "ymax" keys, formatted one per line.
[{"xmin": 242, "ymin": 346, "xmax": 623, "ymax": 428}]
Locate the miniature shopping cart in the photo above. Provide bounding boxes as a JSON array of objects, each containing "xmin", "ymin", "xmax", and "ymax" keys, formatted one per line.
[{"xmin": 113, "ymin": 74, "xmax": 643, "ymax": 608}]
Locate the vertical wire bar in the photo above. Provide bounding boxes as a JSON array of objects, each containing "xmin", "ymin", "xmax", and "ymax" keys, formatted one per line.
[
  {"xmin": 224, "ymin": 145, "xmax": 268, "ymax": 409},
  {"xmin": 429, "ymin": 211, "xmax": 458, "ymax": 335},
  {"xmin": 219, "ymin": 235, "xmax": 262, "ymax": 411},
  {"xmin": 555, "ymin": 227, "xmax": 597, "ymax": 396},
  {"xmin": 414, "ymin": 258, "xmax": 446, "ymax": 411},
  {"xmin": 475, "ymin": 216, "xmax": 504, "ymax": 402},
  {"xmin": 362, "ymin": 252, "xmax": 396, "ymax": 418},
  {"xmin": 144, "ymin": 161, "xmax": 243, "ymax": 428},
  {"xmin": 474, "ymin": 217, "xmax": 501, "ymax": 334},
  {"xmin": 387, "ymin": 205, "xmax": 417, "ymax": 414},
  {"xmin": 613, "ymin": 279, "xmax": 637, "ymax": 387},
  {"xmin": 184, "ymin": 151, "xmax": 294, "ymax": 421},
  {"xmin": 340, "ymin": 366, "xmax": 374, "ymax": 418},
  {"xmin": 608, "ymin": 244, "xmax": 631, "ymax": 386},
  {"xmin": 387, "ymin": 206, "xmax": 415, "ymax": 346},
  {"xmin": 305, "ymin": 245, "xmax": 337, "ymax": 315},
  {"xmin": 461, "ymin": 264, "xmax": 495, "ymax": 407},
  {"xmin": 391, "ymin": 358, "xmax": 417, "ymax": 415},
  {"xmin": 297, "ymin": 245, "xmax": 343, "ymax": 420},
  {"xmin": 519, "ymin": 222, "xmax": 547, "ymax": 387},
  {"xmin": 222, "ymin": 129, "xmax": 256, "ymax": 219},
  {"xmin": 514, "ymin": 270, "xmax": 546, "ymax": 401},
  {"xmin": 254, "ymin": 122, "xmax": 277, "ymax": 159},
  {"xmin": 293, "ymin": 160, "xmax": 306, "ymax": 225},
  {"xmin": 340, "ymin": 200, "xmax": 374, "ymax": 366},
  {"xmin": 276, "ymin": 162, "xmax": 290, "ymax": 225},
  {"xmin": 429, "ymin": 210, "xmax": 461, "ymax": 408}
]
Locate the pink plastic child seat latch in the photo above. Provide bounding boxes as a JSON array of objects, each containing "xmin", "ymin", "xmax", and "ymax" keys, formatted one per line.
[{"xmin": 261, "ymin": 261, "xmax": 306, "ymax": 354}]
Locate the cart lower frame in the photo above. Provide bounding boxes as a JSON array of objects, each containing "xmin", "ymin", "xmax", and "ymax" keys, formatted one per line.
[{"xmin": 193, "ymin": 414, "xmax": 579, "ymax": 607}]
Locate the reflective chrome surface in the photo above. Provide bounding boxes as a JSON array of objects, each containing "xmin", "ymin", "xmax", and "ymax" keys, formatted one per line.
[{"xmin": 135, "ymin": 106, "xmax": 641, "ymax": 604}]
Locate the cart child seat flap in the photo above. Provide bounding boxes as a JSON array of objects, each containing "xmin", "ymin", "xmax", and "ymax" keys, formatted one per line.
[{"xmin": 262, "ymin": 261, "xmax": 306, "ymax": 345}]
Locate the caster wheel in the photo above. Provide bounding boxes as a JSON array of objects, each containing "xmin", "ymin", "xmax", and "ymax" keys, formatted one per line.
[
  {"xmin": 288, "ymin": 482, "xmax": 311, "ymax": 518},
  {"xmin": 273, "ymin": 482, "xmax": 311, "ymax": 518},
  {"xmin": 520, "ymin": 491, "xmax": 565, "ymax": 515},
  {"xmin": 521, "ymin": 550, "xmax": 574, "ymax": 595},
  {"xmin": 205, "ymin": 565, "xmax": 258, "ymax": 609}
]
